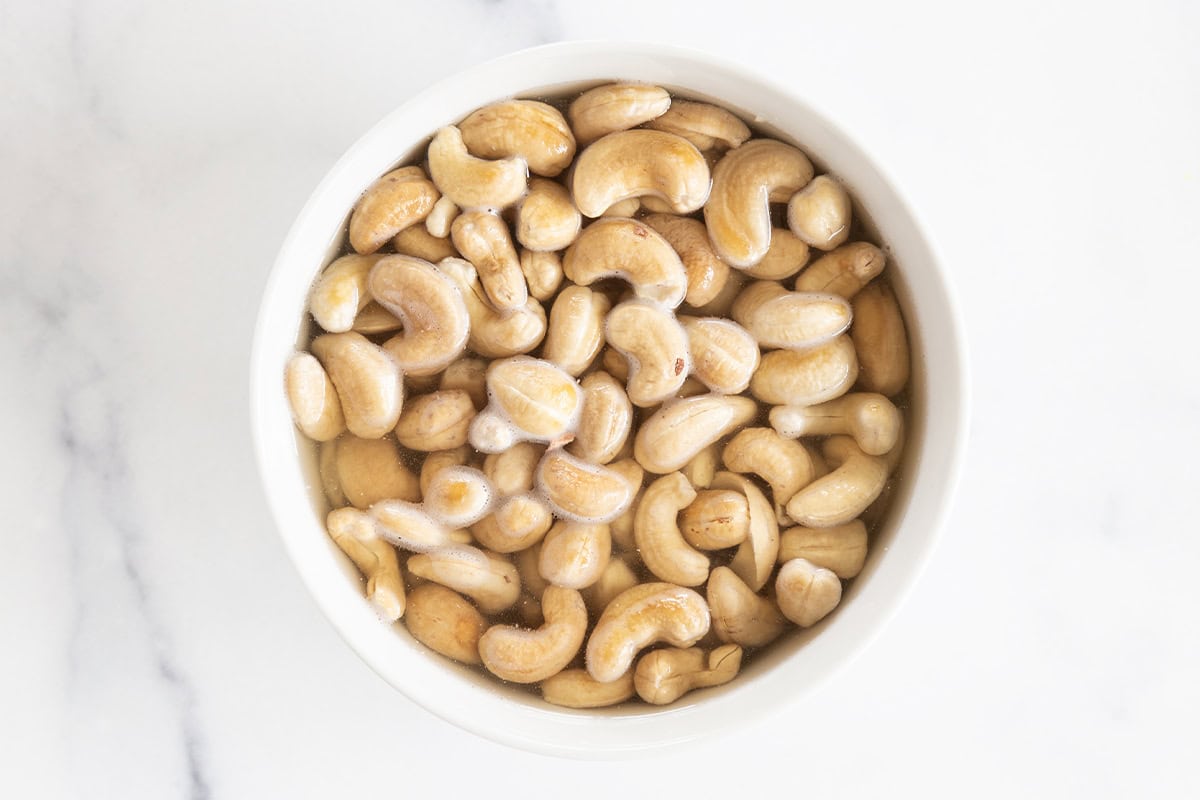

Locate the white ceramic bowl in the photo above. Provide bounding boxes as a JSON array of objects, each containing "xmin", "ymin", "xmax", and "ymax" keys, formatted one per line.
[{"xmin": 250, "ymin": 41, "xmax": 969, "ymax": 758}]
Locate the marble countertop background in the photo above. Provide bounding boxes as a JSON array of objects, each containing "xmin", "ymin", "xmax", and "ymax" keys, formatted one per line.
[{"xmin": 3, "ymin": 0, "xmax": 1197, "ymax": 796}]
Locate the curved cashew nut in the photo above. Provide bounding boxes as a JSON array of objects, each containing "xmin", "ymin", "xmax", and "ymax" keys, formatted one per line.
[
  {"xmin": 424, "ymin": 196, "xmax": 459, "ymax": 239},
  {"xmin": 426, "ymin": 125, "xmax": 528, "ymax": 210},
  {"xmin": 419, "ymin": 445, "xmax": 470, "ymax": 496},
  {"xmin": 331, "ymin": 435, "xmax": 420, "ymax": 508},
  {"xmin": 393, "ymin": 389, "xmax": 475, "ymax": 451},
  {"xmin": 634, "ymin": 644, "xmax": 743, "ymax": 706},
  {"xmin": 633, "ymin": 394, "xmax": 758, "ymax": 474},
  {"xmin": 645, "ymin": 99, "xmax": 751, "ymax": 151},
  {"xmin": 633, "ymin": 472, "xmax": 709, "ymax": 586},
  {"xmin": 691, "ymin": 266, "xmax": 746, "ymax": 318},
  {"xmin": 775, "ymin": 557, "xmax": 842, "ymax": 627},
  {"xmin": 422, "ymin": 465, "xmax": 494, "ymax": 528},
  {"xmin": 679, "ymin": 489, "xmax": 750, "ymax": 550},
  {"xmin": 711, "ymin": 471, "xmax": 780, "ymax": 591},
  {"xmin": 369, "ymin": 500, "xmax": 457, "ymax": 553},
  {"xmin": 770, "ymin": 392, "xmax": 902, "ymax": 456},
  {"xmin": 706, "ymin": 566, "xmax": 785, "ymax": 647},
  {"xmin": 393, "ymin": 225, "xmax": 458, "ymax": 263},
  {"xmin": 515, "ymin": 178, "xmax": 582, "ymax": 252},
  {"xmin": 678, "ymin": 316, "xmax": 759, "ymax": 395},
  {"xmin": 350, "ymin": 301, "xmax": 403, "ymax": 335},
  {"xmin": 478, "ymin": 586, "xmax": 587, "ymax": 683},
  {"xmin": 518, "ymin": 248, "xmax": 564, "ymax": 302},
  {"xmin": 404, "ymin": 583, "xmax": 487, "ymax": 664},
  {"xmin": 469, "ymin": 357, "xmax": 582, "ymax": 454},
  {"xmin": 438, "ymin": 357, "xmax": 488, "ymax": 409},
  {"xmin": 571, "ymin": 130, "xmax": 710, "ymax": 218},
  {"xmin": 851, "ymin": 280, "xmax": 910, "ymax": 397},
  {"xmin": 704, "ymin": 139, "xmax": 815, "ymax": 267},
  {"xmin": 406, "ymin": 545, "xmax": 520, "ymax": 615},
  {"xmin": 541, "ymin": 668, "xmax": 636, "ymax": 709},
  {"xmin": 310, "ymin": 332, "xmax": 404, "ymax": 439},
  {"xmin": 794, "ymin": 241, "xmax": 886, "ymax": 298},
  {"xmin": 470, "ymin": 493, "xmax": 554, "ymax": 553},
  {"xmin": 722, "ymin": 427, "xmax": 817, "ymax": 522},
  {"xmin": 450, "ymin": 210, "xmax": 528, "ymax": 312},
  {"xmin": 458, "ymin": 99, "xmax": 576, "ymax": 177},
  {"xmin": 309, "ymin": 253, "xmax": 385, "ymax": 333},
  {"xmin": 436, "ymin": 258, "xmax": 546, "ymax": 359},
  {"xmin": 779, "ymin": 521, "xmax": 868, "ymax": 579},
  {"xmin": 481, "ymin": 440, "xmax": 544, "ymax": 496},
  {"xmin": 568, "ymin": 82, "xmax": 671, "ymax": 145},
  {"xmin": 326, "ymin": 507, "xmax": 406, "ymax": 621},
  {"xmin": 581, "ymin": 556, "xmax": 640, "ymax": 617},
  {"xmin": 542, "ymin": 285, "xmax": 611, "ymax": 377},
  {"xmin": 785, "ymin": 436, "xmax": 889, "ymax": 528},
  {"xmin": 285, "ymin": 351, "xmax": 345, "ymax": 441},
  {"xmin": 585, "ymin": 582, "xmax": 711, "ymax": 683},
  {"xmin": 742, "ymin": 227, "xmax": 811, "ymax": 280},
  {"xmin": 539, "ymin": 520, "xmax": 612, "ymax": 590},
  {"xmin": 788, "ymin": 175, "xmax": 852, "ymax": 251},
  {"xmin": 731, "ymin": 280, "xmax": 852, "ymax": 350},
  {"xmin": 536, "ymin": 450, "xmax": 634, "ymax": 523},
  {"xmin": 749, "ymin": 334, "xmax": 858, "ymax": 406},
  {"xmin": 641, "ymin": 214, "xmax": 731, "ymax": 307},
  {"xmin": 368, "ymin": 255, "xmax": 470, "ymax": 376},
  {"xmin": 563, "ymin": 217, "xmax": 689, "ymax": 307},
  {"xmin": 567, "ymin": 371, "xmax": 633, "ymax": 465},
  {"xmin": 599, "ymin": 197, "xmax": 642, "ymax": 217},
  {"xmin": 348, "ymin": 166, "xmax": 440, "ymax": 254},
  {"xmin": 605, "ymin": 300, "xmax": 691, "ymax": 407}
]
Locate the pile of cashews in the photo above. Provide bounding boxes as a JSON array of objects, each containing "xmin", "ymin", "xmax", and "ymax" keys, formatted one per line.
[{"xmin": 285, "ymin": 83, "xmax": 911, "ymax": 708}]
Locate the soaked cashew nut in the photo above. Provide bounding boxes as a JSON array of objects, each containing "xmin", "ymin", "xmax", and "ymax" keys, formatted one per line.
[
  {"xmin": 518, "ymin": 248, "xmax": 564, "ymax": 302},
  {"xmin": 633, "ymin": 394, "xmax": 757, "ymax": 474},
  {"xmin": 572, "ymin": 130, "xmax": 710, "ymax": 218},
  {"xmin": 775, "ymin": 557, "xmax": 842, "ymax": 627},
  {"xmin": 634, "ymin": 643, "xmax": 742, "ymax": 705},
  {"xmin": 731, "ymin": 281, "xmax": 852, "ymax": 350},
  {"xmin": 568, "ymin": 82, "xmax": 672, "ymax": 145},
  {"xmin": 327, "ymin": 507, "xmax": 406, "ymax": 621},
  {"xmin": 459, "ymin": 99, "xmax": 576, "ymax": 177},
  {"xmin": 749, "ymin": 334, "xmax": 858, "ymax": 406},
  {"xmin": 369, "ymin": 255, "xmax": 470, "ymax": 376},
  {"xmin": 437, "ymin": 258, "xmax": 547, "ymax": 359},
  {"xmin": 285, "ymin": 351, "xmax": 345, "ymax": 441},
  {"xmin": 786, "ymin": 436, "xmax": 889, "ymax": 527},
  {"xmin": 794, "ymin": 242, "xmax": 886, "ymax": 298},
  {"xmin": 679, "ymin": 489, "xmax": 750, "ymax": 550},
  {"xmin": 704, "ymin": 139, "xmax": 814, "ymax": 267},
  {"xmin": 348, "ymin": 166, "xmax": 440, "ymax": 254},
  {"xmin": 481, "ymin": 441, "xmax": 544, "ymax": 496},
  {"xmin": 642, "ymin": 214, "xmax": 731, "ymax": 308},
  {"xmin": 711, "ymin": 471, "xmax": 780, "ymax": 591},
  {"xmin": 350, "ymin": 301, "xmax": 403, "ymax": 335},
  {"xmin": 678, "ymin": 316, "xmax": 759, "ymax": 394},
  {"xmin": 605, "ymin": 300, "xmax": 690, "ymax": 407},
  {"xmin": 567, "ymin": 371, "xmax": 632, "ymax": 465},
  {"xmin": 438, "ymin": 357, "xmax": 488, "ymax": 409},
  {"xmin": 516, "ymin": 541, "xmax": 548, "ymax": 599},
  {"xmin": 581, "ymin": 556, "xmax": 640, "ymax": 616},
  {"xmin": 645, "ymin": 100, "xmax": 751, "ymax": 152},
  {"xmin": 393, "ymin": 225, "xmax": 459, "ymax": 262},
  {"xmin": 393, "ymin": 389, "xmax": 475, "ymax": 451},
  {"xmin": 769, "ymin": 392, "xmax": 902, "ymax": 456},
  {"xmin": 722, "ymin": 427, "xmax": 817, "ymax": 522},
  {"xmin": 788, "ymin": 175, "xmax": 852, "ymax": 251},
  {"xmin": 600, "ymin": 346, "xmax": 630, "ymax": 383},
  {"xmin": 407, "ymin": 545, "xmax": 520, "ymax": 615},
  {"xmin": 309, "ymin": 253, "xmax": 385, "ymax": 333},
  {"xmin": 422, "ymin": 465, "xmax": 494, "ymax": 528},
  {"xmin": 369, "ymin": 500, "xmax": 458, "ymax": 552},
  {"xmin": 541, "ymin": 668, "xmax": 636, "ymax": 709},
  {"xmin": 515, "ymin": 178, "xmax": 582, "ymax": 252},
  {"xmin": 851, "ymin": 281, "xmax": 910, "ymax": 397},
  {"xmin": 542, "ymin": 285, "xmax": 610, "ymax": 376},
  {"xmin": 599, "ymin": 197, "xmax": 642, "ymax": 217},
  {"xmin": 450, "ymin": 210, "xmax": 528, "ymax": 312},
  {"xmin": 539, "ymin": 520, "xmax": 612, "ymax": 589},
  {"xmin": 419, "ymin": 445, "xmax": 470, "ymax": 496},
  {"xmin": 310, "ymin": 332, "xmax": 404, "ymax": 439},
  {"xmin": 779, "ymin": 521, "xmax": 868, "ymax": 579},
  {"xmin": 690, "ymin": 266, "xmax": 745, "ymax": 318},
  {"xmin": 333, "ymin": 435, "xmax": 420, "ymax": 508},
  {"xmin": 404, "ymin": 583, "xmax": 487, "ymax": 664},
  {"xmin": 470, "ymin": 493, "xmax": 554, "ymax": 553},
  {"xmin": 706, "ymin": 566, "xmax": 785, "ymax": 647},
  {"xmin": 680, "ymin": 442, "xmax": 720, "ymax": 489},
  {"xmin": 478, "ymin": 586, "xmax": 587, "ymax": 683},
  {"xmin": 426, "ymin": 125, "xmax": 528, "ymax": 210},
  {"xmin": 536, "ymin": 450, "xmax": 633, "ymax": 523},
  {"xmin": 742, "ymin": 227, "xmax": 811, "ymax": 280},
  {"xmin": 469, "ymin": 357, "xmax": 582, "ymax": 453},
  {"xmin": 424, "ymin": 196, "xmax": 460, "ymax": 239},
  {"xmin": 585, "ymin": 582, "xmax": 711, "ymax": 683},
  {"xmin": 634, "ymin": 472, "xmax": 709, "ymax": 586},
  {"xmin": 606, "ymin": 458, "xmax": 644, "ymax": 552},
  {"xmin": 563, "ymin": 218, "xmax": 689, "ymax": 307}
]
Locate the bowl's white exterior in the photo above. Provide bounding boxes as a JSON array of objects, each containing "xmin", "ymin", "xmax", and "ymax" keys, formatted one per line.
[{"xmin": 250, "ymin": 41, "xmax": 969, "ymax": 758}]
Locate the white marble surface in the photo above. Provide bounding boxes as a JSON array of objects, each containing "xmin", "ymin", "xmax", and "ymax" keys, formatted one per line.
[{"xmin": 3, "ymin": 0, "xmax": 1198, "ymax": 795}]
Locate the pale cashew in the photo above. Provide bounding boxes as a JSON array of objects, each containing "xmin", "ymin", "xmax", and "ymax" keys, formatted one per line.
[
  {"xmin": 634, "ymin": 472, "xmax": 709, "ymax": 586},
  {"xmin": 539, "ymin": 520, "xmax": 612, "ymax": 590},
  {"xmin": 606, "ymin": 458, "xmax": 644, "ymax": 552},
  {"xmin": 567, "ymin": 371, "xmax": 632, "ymax": 465},
  {"xmin": 706, "ymin": 566, "xmax": 785, "ymax": 647},
  {"xmin": 638, "ymin": 195, "xmax": 676, "ymax": 214},
  {"xmin": 424, "ymin": 195, "xmax": 459, "ymax": 239},
  {"xmin": 481, "ymin": 441, "xmax": 544, "ymax": 496},
  {"xmin": 369, "ymin": 500, "xmax": 457, "ymax": 552},
  {"xmin": 470, "ymin": 493, "xmax": 554, "ymax": 553},
  {"xmin": 426, "ymin": 125, "xmax": 528, "ymax": 210},
  {"xmin": 369, "ymin": 255, "xmax": 470, "ymax": 376},
  {"xmin": 568, "ymin": 82, "xmax": 672, "ymax": 144},
  {"xmin": 633, "ymin": 643, "xmax": 742, "ymax": 705},
  {"xmin": 438, "ymin": 357, "xmax": 487, "ymax": 409},
  {"xmin": 470, "ymin": 357, "xmax": 582, "ymax": 453},
  {"xmin": 326, "ymin": 507, "xmax": 406, "ymax": 621},
  {"xmin": 422, "ymin": 465, "xmax": 494, "ymax": 528},
  {"xmin": 722, "ymin": 427, "xmax": 817, "ymax": 523},
  {"xmin": 516, "ymin": 541, "xmax": 549, "ymax": 599},
  {"xmin": 585, "ymin": 582, "xmax": 711, "ymax": 683},
  {"xmin": 644, "ymin": 100, "xmax": 751, "ymax": 152},
  {"xmin": 308, "ymin": 253, "xmax": 385, "ymax": 333},
  {"xmin": 518, "ymin": 249, "xmax": 564, "ymax": 302},
  {"xmin": 679, "ymin": 489, "xmax": 750, "ymax": 550},
  {"xmin": 285, "ymin": 351, "xmax": 345, "ymax": 441},
  {"xmin": 407, "ymin": 545, "xmax": 520, "ymax": 615},
  {"xmin": 541, "ymin": 668, "xmax": 636, "ymax": 709},
  {"xmin": 749, "ymin": 334, "xmax": 858, "ymax": 406},
  {"xmin": 393, "ymin": 389, "xmax": 475, "ymax": 451},
  {"xmin": 788, "ymin": 175, "xmax": 852, "ymax": 251},
  {"xmin": 851, "ymin": 280, "xmax": 910, "ymax": 397},
  {"xmin": 775, "ymin": 557, "xmax": 842, "ymax": 627},
  {"xmin": 348, "ymin": 166, "xmax": 440, "ymax": 254},
  {"xmin": 563, "ymin": 218, "xmax": 689, "ymax": 307},
  {"xmin": 742, "ymin": 227, "xmax": 811, "ymax": 280},
  {"xmin": 331, "ymin": 435, "xmax": 421, "ymax": 508},
  {"xmin": 599, "ymin": 197, "xmax": 642, "ymax": 217},
  {"xmin": 392, "ymin": 225, "xmax": 459, "ymax": 262},
  {"xmin": 770, "ymin": 392, "xmax": 902, "ymax": 456},
  {"xmin": 600, "ymin": 346, "xmax": 629, "ymax": 382},
  {"xmin": 675, "ymin": 377, "xmax": 708, "ymax": 398},
  {"xmin": 310, "ymin": 332, "xmax": 404, "ymax": 439},
  {"xmin": 581, "ymin": 555, "xmax": 640, "ymax": 617},
  {"xmin": 450, "ymin": 210, "xmax": 528, "ymax": 312},
  {"xmin": 477, "ymin": 585, "xmax": 586, "ymax": 683},
  {"xmin": 731, "ymin": 281, "xmax": 852, "ymax": 350},
  {"xmin": 633, "ymin": 395, "xmax": 757, "ymax": 474},
  {"xmin": 680, "ymin": 442, "xmax": 720, "ymax": 489},
  {"xmin": 642, "ymin": 214, "xmax": 731, "ymax": 307},
  {"xmin": 542, "ymin": 285, "xmax": 610, "ymax": 377},
  {"xmin": 785, "ymin": 436, "xmax": 889, "ymax": 527},
  {"xmin": 350, "ymin": 301, "xmax": 403, "ymax": 335},
  {"xmin": 515, "ymin": 178, "xmax": 582, "ymax": 252},
  {"xmin": 458, "ymin": 99, "xmax": 576, "ymax": 177},
  {"xmin": 794, "ymin": 241, "xmax": 886, "ymax": 298},
  {"xmin": 437, "ymin": 257, "xmax": 546, "ymax": 358},
  {"xmin": 419, "ymin": 445, "xmax": 470, "ymax": 496},
  {"xmin": 536, "ymin": 450, "xmax": 633, "ymax": 523},
  {"xmin": 571, "ymin": 130, "xmax": 710, "ymax": 218},
  {"xmin": 404, "ymin": 583, "xmax": 487, "ymax": 664},
  {"xmin": 690, "ymin": 267, "xmax": 745, "ymax": 317},
  {"xmin": 678, "ymin": 316, "xmax": 759, "ymax": 394},
  {"xmin": 779, "ymin": 521, "xmax": 868, "ymax": 579},
  {"xmin": 605, "ymin": 300, "xmax": 690, "ymax": 407},
  {"xmin": 711, "ymin": 471, "xmax": 780, "ymax": 591}
]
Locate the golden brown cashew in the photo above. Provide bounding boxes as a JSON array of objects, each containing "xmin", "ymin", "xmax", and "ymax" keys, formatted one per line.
[
  {"xmin": 770, "ymin": 392, "xmax": 902, "ymax": 456},
  {"xmin": 407, "ymin": 545, "xmax": 520, "ymax": 615},
  {"xmin": 775, "ymin": 557, "xmax": 842, "ymax": 627},
  {"xmin": 392, "ymin": 225, "xmax": 458, "ymax": 263},
  {"xmin": 794, "ymin": 242, "xmax": 886, "ymax": 298},
  {"xmin": 481, "ymin": 441, "xmax": 544, "ymax": 496},
  {"xmin": 471, "ymin": 357, "xmax": 582, "ymax": 452},
  {"xmin": 706, "ymin": 566, "xmax": 785, "ymax": 647},
  {"xmin": 393, "ymin": 389, "xmax": 475, "ymax": 451},
  {"xmin": 633, "ymin": 644, "xmax": 742, "ymax": 705},
  {"xmin": 518, "ymin": 248, "xmax": 564, "ymax": 302},
  {"xmin": 779, "ymin": 521, "xmax": 868, "ymax": 579},
  {"xmin": 722, "ymin": 427, "xmax": 817, "ymax": 523},
  {"xmin": 749, "ymin": 334, "xmax": 859, "ymax": 406},
  {"xmin": 678, "ymin": 316, "xmax": 759, "ymax": 394},
  {"xmin": 515, "ymin": 178, "xmax": 582, "ymax": 252},
  {"xmin": 539, "ymin": 520, "xmax": 612, "ymax": 590},
  {"xmin": 369, "ymin": 500, "xmax": 457, "ymax": 552},
  {"xmin": 331, "ymin": 435, "xmax": 420, "ymax": 508},
  {"xmin": 605, "ymin": 300, "xmax": 691, "ymax": 407},
  {"xmin": 422, "ymin": 465, "xmax": 494, "ymax": 528},
  {"xmin": 426, "ymin": 125, "xmax": 528, "ymax": 210},
  {"xmin": 679, "ymin": 489, "xmax": 750, "ymax": 550},
  {"xmin": 742, "ymin": 227, "xmax": 811, "ymax": 280},
  {"xmin": 348, "ymin": 167, "xmax": 440, "ymax": 254},
  {"xmin": 585, "ymin": 582, "xmax": 711, "ymax": 683},
  {"xmin": 563, "ymin": 218, "xmax": 689, "ymax": 307},
  {"xmin": 438, "ymin": 357, "xmax": 488, "ymax": 409},
  {"xmin": 470, "ymin": 493, "xmax": 554, "ymax": 553},
  {"xmin": 541, "ymin": 669, "xmax": 636, "ymax": 709},
  {"xmin": 478, "ymin": 586, "xmax": 587, "ymax": 683},
  {"xmin": 568, "ymin": 371, "xmax": 633, "ymax": 465},
  {"xmin": 326, "ymin": 507, "xmax": 406, "ymax": 621},
  {"xmin": 731, "ymin": 281, "xmax": 852, "ymax": 350},
  {"xmin": 787, "ymin": 175, "xmax": 852, "ymax": 251},
  {"xmin": 711, "ymin": 471, "xmax": 780, "ymax": 591},
  {"xmin": 369, "ymin": 255, "xmax": 470, "ymax": 377},
  {"xmin": 536, "ymin": 450, "xmax": 634, "ymax": 523},
  {"xmin": 571, "ymin": 130, "xmax": 710, "ymax": 218},
  {"xmin": 459, "ymin": 99, "xmax": 576, "ymax": 177},
  {"xmin": 568, "ymin": 82, "xmax": 672, "ymax": 144},
  {"xmin": 645, "ymin": 100, "xmax": 751, "ymax": 151},
  {"xmin": 285, "ymin": 352, "xmax": 345, "ymax": 441},
  {"xmin": 436, "ymin": 258, "xmax": 547, "ymax": 359},
  {"xmin": 634, "ymin": 472, "xmax": 709, "ymax": 586},
  {"xmin": 310, "ymin": 332, "xmax": 404, "ymax": 439},
  {"xmin": 704, "ymin": 139, "xmax": 815, "ymax": 267},
  {"xmin": 308, "ymin": 253, "xmax": 385, "ymax": 333},
  {"xmin": 641, "ymin": 214, "xmax": 731, "ymax": 307},
  {"xmin": 542, "ymin": 285, "xmax": 610, "ymax": 377},
  {"xmin": 633, "ymin": 395, "xmax": 758, "ymax": 474},
  {"xmin": 404, "ymin": 583, "xmax": 487, "ymax": 664},
  {"xmin": 851, "ymin": 281, "xmax": 910, "ymax": 397},
  {"xmin": 785, "ymin": 436, "xmax": 889, "ymax": 527},
  {"xmin": 450, "ymin": 210, "xmax": 528, "ymax": 312}
]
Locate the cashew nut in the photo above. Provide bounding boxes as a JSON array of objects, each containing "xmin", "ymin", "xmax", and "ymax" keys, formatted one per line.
[
  {"xmin": 749, "ymin": 334, "xmax": 858, "ymax": 406},
  {"xmin": 568, "ymin": 82, "xmax": 671, "ymax": 145},
  {"xmin": 679, "ymin": 489, "xmax": 750, "ymax": 550},
  {"xmin": 581, "ymin": 555, "xmax": 640, "ymax": 617},
  {"xmin": 571, "ymin": 130, "xmax": 710, "ymax": 218},
  {"xmin": 535, "ymin": 450, "xmax": 633, "ymax": 523},
  {"xmin": 642, "ymin": 214, "xmax": 731, "ymax": 308},
  {"xmin": 539, "ymin": 520, "xmax": 612, "ymax": 590},
  {"xmin": 605, "ymin": 299, "xmax": 691, "ymax": 407},
  {"xmin": 722, "ymin": 427, "xmax": 817, "ymax": 522},
  {"xmin": 308, "ymin": 253, "xmax": 385, "ymax": 333},
  {"xmin": 634, "ymin": 644, "xmax": 742, "ymax": 705},
  {"xmin": 563, "ymin": 217, "xmax": 689, "ymax": 307},
  {"xmin": 542, "ymin": 285, "xmax": 610, "ymax": 376},
  {"xmin": 599, "ymin": 197, "xmax": 642, "ymax": 217},
  {"xmin": 310, "ymin": 332, "xmax": 404, "ymax": 439},
  {"xmin": 470, "ymin": 357, "xmax": 582, "ymax": 453},
  {"xmin": 769, "ymin": 392, "xmax": 902, "ymax": 456},
  {"xmin": 476, "ymin": 585, "xmax": 586, "ymax": 684},
  {"xmin": 680, "ymin": 442, "xmax": 720, "ymax": 489},
  {"xmin": 470, "ymin": 493, "xmax": 554, "ymax": 553},
  {"xmin": 599, "ymin": 346, "xmax": 630, "ymax": 383},
  {"xmin": 775, "ymin": 557, "xmax": 842, "ymax": 627},
  {"xmin": 330, "ymin": 435, "xmax": 421, "ymax": 508},
  {"xmin": 704, "ymin": 139, "xmax": 815, "ymax": 267},
  {"xmin": 516, "ymin": 540, "xmax": 548, "ymax": 599},
  {"xmin": 285, "ymin": 351, "xmax": 345, "ymax": 441},
  {"xmin": 787, "ymin": 175, "xmax": 852, "ymax": 251},
  {"xmin": 350, "ymin": 301, "xmax": 403, "ymax": 335},
  {"xmin": 419, "ymin": 445, "xmax": 470, "ymax": 496},
  {"xmin": 393, "ymin": 389, "xmax": 475, "ymax": 451},
  {"xmin": 369, "ymin": 255, "xmax": 470, "ymax": 376},
  {"xmin": 645, "ymin": 100, "xmax": 751, "ymax": 152},
  {"xmin": 404, "ymin": 583, "xmax": 487, "ymax": 664},
  {"xmin": 731, "ymin": 280, "xmax": 852, "ymax": 350},
  {"xmin": 742, "ymin": 227, "xmax": 811, "ymax": 280},
  {"xmin": 458, "ymin": 99, "xmax": 576, "ymax": 177},
  {"xmin": 711, "ymin": 471, "xmax": 780, "ymax": 591},
  {"xmin": 515, "ymin": 178, "xmax": 582, "ymax": 252},
  {"xmin": 633, "ymin": 394, "xmax": 757, "ymax": 474},
  {"xmin": 566, "ymin": 371, "xmax": 633, "ymax": 465},
  {"xmin": 369, "ymin": 500, "xmax": 457, "ymax": 552},
  {"xmin": 606, "ymin": 458, "xmax": 645, "ymax": 552},
  {"xmin": 392, "ymin": 225, "xmax": 458, "ymax": 263},
  {"xmin": 794, "ymin": 242, "xmax": 885, "ymax": 298},
  {"xmin": 326, "ymin": 507, "xmax": 406, "ymax": 621},
  {"xmin": 426, "ymin": 125, "xmax": 528, "ymax": 210},
  {"xmin": 690, "ymin": 266, "xmax": 745, "ymax": 317},
  {"xmin": 779, "ymin": 521, "xmax": 868, "ymax": 579},
  {"xmin": 450, "ymin": 210, "xmax": 528, "ymax": 312},
  {"xmin": 541, "ymin": 668, "xmax": 636, "ymax": 709},
  {"xmin": 407, "ymin": 545, "xmax": 520, "ymax": 615},
  {"xmin": 437, "ymin": 356, "xmax": 487, "ymax": 409},
  {"xmin": 437, "ymin": 258, "xmax": 547, "ymax": 359},
  {"xmin": 678, "ymin": 315, "xmax": 759, "ymax": 394},
  {"xmin": 585, "ymin": 582, "xmax": 711, "ymax": 683},
  {"xmin": 424, "ymin": 196, "xmax": 460, "ymax": 239},
  {"xmin": 785, "ymin": 436, "xmax": 889, "ymax": 528},
  {"xmin": 850, "ymin": 280, "xmax": 910, "ymax": 397},
  {"xmin": 481, "ymin": 440, "xmax": 544, "ymax": 496},
  {"xmin": 706, "ymin": 566, "xmax": 785, "ymax": 647},
  {"xmin": 518, "ymin": 248, "xmax": 564, "ymax": 302},
  {"xmin": 348, "ymin": 166, "xmax": 440, "ymax": 254},
  {"xmin": 422, "ymin": 465, "xmax": 494, "ymax": 528},
  {"xmin": 632, "ymin": 472, "xmax": 708, "ymax": 586}
]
